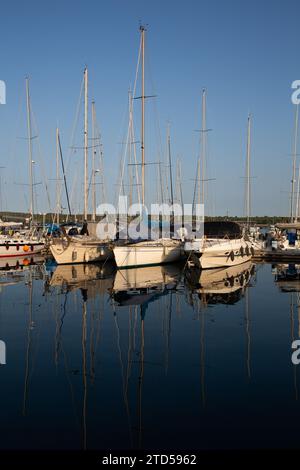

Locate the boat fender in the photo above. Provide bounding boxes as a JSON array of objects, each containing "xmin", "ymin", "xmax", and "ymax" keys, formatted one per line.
[
  {"xmin": 23, "ymin": 245, "xmax": 29, "ymax": 252},
  {"xmin": 230, "ymin": 251, "xmax": 235, "ymax": 261},
  {"xmin": 245, "ymin": 245, "xmax": 250, "ymax": 256},
  {"xmin": 250, "ymin": 246, "xmax": 255, "ymax": 256},
  {"xmin": 240, "ymin": 246, "xmax": 244, "ymax": 257}
]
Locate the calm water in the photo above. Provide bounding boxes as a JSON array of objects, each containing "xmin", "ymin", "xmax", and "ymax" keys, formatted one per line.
[{"xmin": 0, "ymin": 259, "xmax": 299, "ymax": 451}]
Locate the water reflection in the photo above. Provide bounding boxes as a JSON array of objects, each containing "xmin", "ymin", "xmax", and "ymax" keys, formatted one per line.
[
  {"xmin": 274, "ymin": 263, "xmax": 300, "ymax": 292},
  {"xmin": 111, "ymin": 264, "xmax": 182, "ymax": 307},
  {"xmin": 273, "ymin": 264, "xmax": 300, "ymax": 401},
  {"xmin": 48, "ymin": 262, "xmax": 115, "ymax": 295},
  {"xmin": 185, "ymin": 260, "xmax": 254, "ymax": 305},
  {"xmin": 46, "ymin": 261, "xmax": 255, "ymax": 308},
  {"xmin": 0, "ymin": 255, "xmax": 45, "ymax": 288},
  {"xmin": 1, "ymin": 260, "xmax": 300, "ymax": 451},
  {"xmin": 0, "ymin": 255, "xmax": 44, "ymax": 272}
]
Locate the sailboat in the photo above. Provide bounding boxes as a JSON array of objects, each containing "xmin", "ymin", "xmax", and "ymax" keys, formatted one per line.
[
  {"xmin": 50, "ymin": 67, "xmax": 113, "ymax": 264},
  {"xmin": 0, "ymin": 78, "xmax": 44, "ymax": 258},
  {"xmin": 184, "ymin": 101, "xmax": 253, "ymax": 268},
  {"xmin": 113, "ymin": 26, "xmax": 183, "ymax": 269}
]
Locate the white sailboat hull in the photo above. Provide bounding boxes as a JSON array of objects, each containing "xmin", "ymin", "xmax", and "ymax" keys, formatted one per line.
[
  {"xmin": 50, "ymin": 236, "xmax": 113, "ymax": 264},
  {"xmin": 185, "ymin": 238, "xmax": 253, "ymax": 269},
  {"xmin": 113, "ymin": 238, "xmax": 183, "ymax": 268},
  {"xmin": 0, "ymin": 239, "xmax": 44, "ymax": 258}
]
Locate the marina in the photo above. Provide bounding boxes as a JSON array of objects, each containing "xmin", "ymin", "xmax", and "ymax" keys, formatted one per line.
[
  {"xmin": 0, "ymin": 258, "xmax": 300, "ymax": 453},
  {"xmin": 1, "ymin": 0, "xmax": 300, "ymax": 464}
]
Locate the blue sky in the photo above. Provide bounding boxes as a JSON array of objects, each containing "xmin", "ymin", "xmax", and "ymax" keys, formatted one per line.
[{"xmin": 0, "ymin": 0, "xmax": 298, "ymax": 216}]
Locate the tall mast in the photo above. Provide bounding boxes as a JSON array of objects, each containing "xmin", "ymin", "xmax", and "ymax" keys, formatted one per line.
[
  {"xmin": 176, "ymin": 158, "xmax": 183, "ymax": 207},
  {"xmin": 25, "ymin": 78, "xmax": 34, "ymax": 223},
  {"xmin": 167, "ymin": 124, "xmax": 174, "ymax": 206},
  {"xmin": 128, "ymin": 89, "xmax": 133, "ymax": 208},
  {"xmin": 140, "ymin": 26, "xmax": 145, "ymax": 207},
  {"xmin": 57, "ymin": 130, "xmax": 72, "ymax": 218},
  {"xmin": 56, "ymin": 127, "xmax": 60, "ymax": 224},
  {"xmin": 201, "ymin": 88, "xmax": 206, "ymax": 205},
  {"xmin": 0, "ymin": 167, "xmax": 3, "ymax": 212},
  {"xmin": 295, "ymin": 164, "xmax": 300, "ymax": 223},
  {"xmin": 91, "ymin": 100, "xmax": 96, "ymax": 222},
  {"xmin": 246, "ymin": 113, "xmax": 251, "ymax": 228},
  {"xmin": 84, "ymin": 67, "xmax": 88, "ymax": 220},
  {"xmin": 291, "ymin": 104, "xmax": 299, "ymax": 222}
]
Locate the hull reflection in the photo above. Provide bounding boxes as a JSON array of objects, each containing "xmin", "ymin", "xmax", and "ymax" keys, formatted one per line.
[
  {"xmin": 185, "ymin": 260, "xmax": 254, "ymax": 304},
  {"xmin": 111, "ymin": 263, "xmax": 182, "ymax": 307},
  {"xmin": 274, "ymin": 263, "xmax": 300, "ymax": 292},
  {"xmin": 0, "ymin": 255, "xmax": 45, "ymax": 287},
  {"xmin": 49, "ymin": 261, "xmax": 116, "ymax": 295}
]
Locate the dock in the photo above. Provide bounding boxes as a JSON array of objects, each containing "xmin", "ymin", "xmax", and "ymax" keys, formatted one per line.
[{"xmin": 253, "ymin": 248, "xmax": 300, "ymax": 262}]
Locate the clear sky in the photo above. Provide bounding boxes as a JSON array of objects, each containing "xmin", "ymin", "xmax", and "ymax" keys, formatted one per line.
[{"xmin": 0, "ymin": 0, "xmax": 299, "ymax": 217}]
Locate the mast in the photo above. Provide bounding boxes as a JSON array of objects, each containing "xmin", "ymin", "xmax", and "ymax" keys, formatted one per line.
[
  {"xmin": 84, "ymin": 67, "xmax": 88, "ymax": 220},
  {"xmin": 292, "ymin": 104, "xmax": 299, "ymax": 221},
  {"xmin": 128, "ymin": 90, "xmax": 133, "ymax": 208},
  {"xmin": 176, "ymin": 158, "xmax": 183, "ymax": 207},
  {"xmin": 91, "ymin": 100, "xmax": 96, "ymax": 222},
  {"xmin": 246, "ymin": 113, "xmax": 251, "ymax": 228},
  {"xmin": 295, "ymin": 159, "xmax": 300, "ymax": 222},
  {"xmin": 56, "ymin": 127, "xmax": 60, "ymax": 224},
  {"xmin": 25, "ymin": 78, "xmax": 34, "ymax": 223},
  {"xmin": 192, "ymin": 89, "xmax": 207, "ymax": 222},
  {"xmin": 0, "ymin": 166, "xmax": 5, "ymax": 212},
  {"xmin": 57, "ymin": 130, "xmax": 72, "ymax": 218},
  {"xmin": 167, "ymin": 124, "xmax": 174, "ymax": 206},
  {"xmin": 201, "ymin": 88, "xmax": 206, "ymax": 205},
  {"xmin": 140, "ymin": 26, "xmax": 145, "ymax": 207}
]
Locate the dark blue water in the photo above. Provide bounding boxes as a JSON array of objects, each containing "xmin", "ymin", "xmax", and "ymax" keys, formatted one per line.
[{"xmin": 0, "ymin": 260, "xmax": 299, "ymax": 451}]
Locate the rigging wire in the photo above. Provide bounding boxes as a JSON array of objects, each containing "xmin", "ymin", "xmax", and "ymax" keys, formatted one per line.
[
  {"xmin": 30, "ymin": 107, "xmax": 52, "ymax": 213},
  {"xmin": 117, "ymin": 35, "xmax": 142, "ymax": 207}
]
